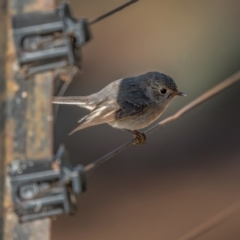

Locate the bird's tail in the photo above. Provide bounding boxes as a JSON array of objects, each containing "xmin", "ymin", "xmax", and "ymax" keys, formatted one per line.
[{"xmin": 52, "ymin": 96, "xmax": 93, "ymax": 109}]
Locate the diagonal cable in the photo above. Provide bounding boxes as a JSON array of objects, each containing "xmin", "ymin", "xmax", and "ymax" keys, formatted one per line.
[
  {"xmin": 84, "ymin": 70, "xmax": 240, "ymax": 172},
  {"xmin": 175, "ymin": 200, "xmax": 240, "ymax": 240}
]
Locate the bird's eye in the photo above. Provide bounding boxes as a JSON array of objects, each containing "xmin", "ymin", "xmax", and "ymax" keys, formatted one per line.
[{"xmin": 160, "ymin": 88, "xmax": 167, "ymax": 94}]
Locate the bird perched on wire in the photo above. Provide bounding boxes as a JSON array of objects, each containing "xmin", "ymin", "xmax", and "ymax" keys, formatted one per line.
[{"xmin": 53, "ymin": 71, "xmax": 186, "ymax": 145}]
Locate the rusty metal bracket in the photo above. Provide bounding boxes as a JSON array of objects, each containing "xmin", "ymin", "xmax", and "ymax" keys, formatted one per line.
[
  {"xmin": 8, "ymin": 145, "xmax": 86, "ymax": 223},
  {"xmin": 12, "ymin": 2, "xmax": 91, "ymax": 77}
]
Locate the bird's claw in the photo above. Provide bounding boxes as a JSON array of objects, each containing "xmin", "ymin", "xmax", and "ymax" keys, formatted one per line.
[{"xmin": 132, "ymin": 131, "xmax": 147, "ymax": 146}]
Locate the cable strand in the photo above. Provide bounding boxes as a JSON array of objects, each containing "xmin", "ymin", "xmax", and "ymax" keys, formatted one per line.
[
  {"xmin": 175, "ymin": 200, "xmax": 240, "ymax": 240},
  {"xmin": 84, "ymin": 70, "xmax": 240, "ymax": 172}
]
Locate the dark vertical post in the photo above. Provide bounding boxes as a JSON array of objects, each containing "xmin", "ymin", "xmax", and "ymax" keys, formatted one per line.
[
  {"xmin": 0, "ymin": 2, "xmax": 7, "ymax": 238},
  {"xmin": 1, "ymin": 0, "xmax": 55, "ymax": 239}
]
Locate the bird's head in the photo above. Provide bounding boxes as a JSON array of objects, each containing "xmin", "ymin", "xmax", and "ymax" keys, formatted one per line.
[{"xmin": 145, "ymin": 72, "xmax": 186, "ymax": 104}]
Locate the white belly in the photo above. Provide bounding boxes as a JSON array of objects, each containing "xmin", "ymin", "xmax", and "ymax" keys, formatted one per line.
[{"xmin": 108, "ymin": 105, "xmax": 166, "ymax": 130}]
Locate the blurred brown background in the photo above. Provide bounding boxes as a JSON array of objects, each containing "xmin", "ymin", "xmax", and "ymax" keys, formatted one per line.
[{"xmin": 53, "ymin": 0, "xmax": 240, "ymax": 239}]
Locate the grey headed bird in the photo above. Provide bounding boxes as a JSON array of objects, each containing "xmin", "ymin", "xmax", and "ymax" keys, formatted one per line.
[{"xmin": 53, "ymin": 71, "xmax": 186, "ymax": 145}]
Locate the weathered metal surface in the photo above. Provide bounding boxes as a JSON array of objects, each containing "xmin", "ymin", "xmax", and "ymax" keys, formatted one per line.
[
  {"xmin": 0, "ymin": 4, "xmax": 7, "ymax": 239},
  {"xmin": 1, "ymin": 0, "xmax": 55, "ymax": 240}
]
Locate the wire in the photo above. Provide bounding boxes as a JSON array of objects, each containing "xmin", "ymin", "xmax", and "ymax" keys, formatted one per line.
[
  {"xmin": 84, "ymin": 70, "xmax": 240, "ymax": 172},
  {"xmin": 3, "ymin": 70, "xmax": 240, "ymax": 229},
  {"xmin": 89, "ymin": 0, "xmax": 138, "ymax": 25},
  {"xmin": 53, "ymin": 65, "xmax": 79, "ymax": 119},
  {"xmin": 175, "ymin": 200, "xmax": 240, "ymax": 240}
]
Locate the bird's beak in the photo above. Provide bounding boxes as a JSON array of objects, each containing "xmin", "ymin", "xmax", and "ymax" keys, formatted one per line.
[{"xmin": 175, "ymin": 91, "xmax": 187, "ymax": 96}]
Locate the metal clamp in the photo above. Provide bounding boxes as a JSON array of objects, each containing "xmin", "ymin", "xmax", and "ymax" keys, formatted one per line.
[
  {"xmin": 12, "ymin": 3, "xmax": 91, "ymax": 77},
  {"xmin": 8, "ymin": 145, "xmax": 86, "ymax": 223}
]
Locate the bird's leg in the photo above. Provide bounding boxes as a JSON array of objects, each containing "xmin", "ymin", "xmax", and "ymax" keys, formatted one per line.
[{"xmin": 124, "ymin": 129, "xmax": 147, "ymax": 146}]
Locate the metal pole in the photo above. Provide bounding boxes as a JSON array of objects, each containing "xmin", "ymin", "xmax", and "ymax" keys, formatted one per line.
[{"xmin": 1, "ymin": 0, "xmax": 55, "ymax": 239}]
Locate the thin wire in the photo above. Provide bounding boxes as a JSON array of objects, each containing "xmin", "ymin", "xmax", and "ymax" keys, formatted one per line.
[
  {"xmin": 54, "ymin": 66, "xmax": 79, "ymax": 119},
  {"xmin": 175, "ymin": 200, "xmax": 240, "ymax": 240},
  {"xmin": 89, "ymin": 0, "xmax": 138, "ymax": 25},
  {"xmin": 3, "ymin": 71, "xmax": 240, "ymax": 221},
  {"xmin": 84, "ymin": 70, "xmax": 240, "ymax": 172}
]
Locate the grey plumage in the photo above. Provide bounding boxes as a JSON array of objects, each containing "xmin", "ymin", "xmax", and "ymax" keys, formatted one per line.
[{"xmin": 53, "ymin": 71, "xmax": 186, "ymax": 139}]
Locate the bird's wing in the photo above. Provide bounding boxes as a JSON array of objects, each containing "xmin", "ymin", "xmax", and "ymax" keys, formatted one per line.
[
  {"xmin": 69, "ymin": 99, "xmax": 117, "ymax": 135},
  {"xmin": 115, "ymin": 89, "xmax": 150, "ymax": 119},
  {"xmin": 116, "ymin": 80, "xmax": 151, "ymax": 119},
  {"xmin": 69, "ymin": 79, "xmax": 151, "ymax": 135}
]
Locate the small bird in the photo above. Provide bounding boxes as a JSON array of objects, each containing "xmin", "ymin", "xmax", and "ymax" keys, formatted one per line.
[{"xmin": 53, "ymin": 71, "xmax": 186, "ymax": 145}]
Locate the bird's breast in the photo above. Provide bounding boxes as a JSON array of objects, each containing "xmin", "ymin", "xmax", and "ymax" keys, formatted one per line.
[{"xmin": 109, "ymin": 104, "xmax": 166, "ymax": 130}]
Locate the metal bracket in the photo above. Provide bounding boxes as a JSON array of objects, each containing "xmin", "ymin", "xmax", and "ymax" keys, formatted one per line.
[
  {"xmin": 12, "ymin": 2, "xmax": 91, "ymax": 77},
  {"xmin": 8, "ymin": 145, "xmax": 86, "ymax": 223}
]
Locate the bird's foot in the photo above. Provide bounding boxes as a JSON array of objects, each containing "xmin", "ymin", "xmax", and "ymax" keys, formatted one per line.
[{"xmin": 132, "ymin": 130, "xmax": 147, "ymax": 146}]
